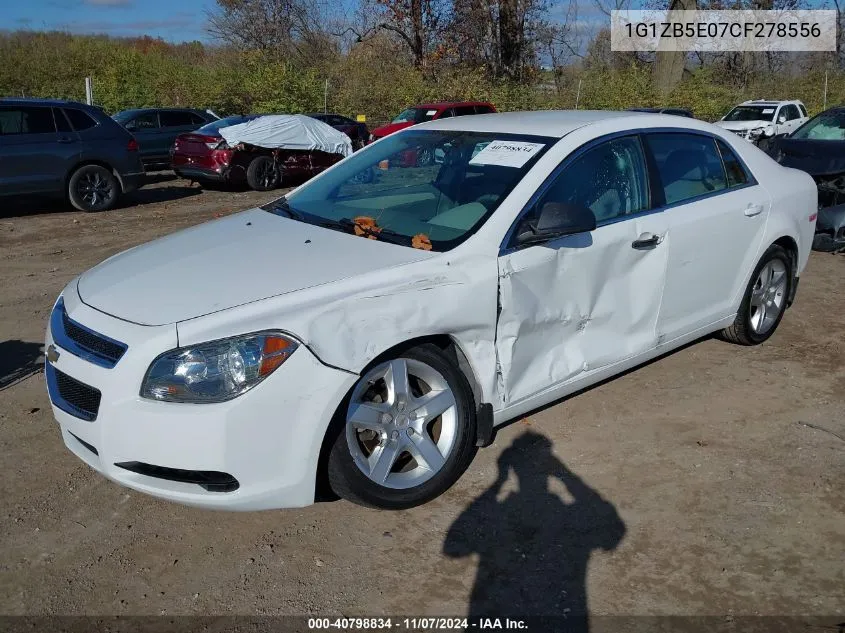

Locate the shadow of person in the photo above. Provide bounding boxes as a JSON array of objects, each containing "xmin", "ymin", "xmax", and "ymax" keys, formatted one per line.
[
  {"xmin": 0, "ymin": 340, "xmax": 44, "ymax": 391},
  {"xmin": 444, "ymin": 431, "xmax": 625, "ymax": 631}
]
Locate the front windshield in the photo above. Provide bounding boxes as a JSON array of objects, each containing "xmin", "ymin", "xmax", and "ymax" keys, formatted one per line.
[
  {"xmin": 198, "ymin": 115, "xmax": 257, "ymax": 134},
  {"xmin": 723, "ymin": 106, "xmax": 776, "ymax": 122},
  {"xmin": 790, "ymin": 110, "xmax": 845, "ymax": 140},
  {"xmin": 392, "ymin": 108, "xmax": 437, "ymax": 124},
  {"xmin": 271, "ymin": 129, "xmax": 555, "ymax": 252}
]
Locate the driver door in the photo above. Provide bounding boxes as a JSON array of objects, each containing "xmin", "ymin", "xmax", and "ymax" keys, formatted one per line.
[{"xmin": 495, "ymin": 135, "xmax": 669, "ymax": 405}]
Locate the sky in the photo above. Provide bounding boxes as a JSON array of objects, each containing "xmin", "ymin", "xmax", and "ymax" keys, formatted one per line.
[{"xmin": 1, "ymin": 0, "xmax": 217, "ymax": 42}]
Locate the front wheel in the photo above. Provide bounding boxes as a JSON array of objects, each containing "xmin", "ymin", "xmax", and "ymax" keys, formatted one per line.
[
  {"xmin": 719, "ymin": 244, "xmax": 792, "ymax": 345},
  {"xmin": 327, "ymin": 345, "xmax": 477, "ymax": 509},
  {"xmin": 68, "ymin": 165, "xmax": 119, "ymax": 212}
]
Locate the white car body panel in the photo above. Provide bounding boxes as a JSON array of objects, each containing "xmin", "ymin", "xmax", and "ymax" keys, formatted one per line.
[
  {"xmin": 714, "ymin": 100, "xmax": 809, "ymax": 141},
  {"xmin": 46, "ymin": 111, "xmax": 818, "ymax": 509}
]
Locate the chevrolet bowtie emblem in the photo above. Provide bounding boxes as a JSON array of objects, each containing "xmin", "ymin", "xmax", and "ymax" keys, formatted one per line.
[{"xmin": 46, "ymin": 344, "xmax": 60, "ymax": 364}]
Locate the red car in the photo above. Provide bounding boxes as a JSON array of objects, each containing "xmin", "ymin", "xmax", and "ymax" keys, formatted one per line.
[
  {"xmin": 171, "ymin": 115, "xmax": 342, "ymax": 190},
  {"xmin": 369, "ymin": 101, "xmax": 497, "ymax": 143}
]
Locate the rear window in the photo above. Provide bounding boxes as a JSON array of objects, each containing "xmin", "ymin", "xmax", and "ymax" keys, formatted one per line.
[
  {"xmin": 160, "ymin": 111, "xmax": 197, "ymax": 127},
  {"xmin": 0, "ymin": 106, "xmax": 56, "ymax": 135},
  {"xmin": 64, "ymin": 108, "xmax": 98, "ymax": 131}
]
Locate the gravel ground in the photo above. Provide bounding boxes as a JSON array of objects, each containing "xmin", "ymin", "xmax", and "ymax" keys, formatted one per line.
[{"xmin": 0, "ymin": 176, "xmax": 843, "ymax": 619}]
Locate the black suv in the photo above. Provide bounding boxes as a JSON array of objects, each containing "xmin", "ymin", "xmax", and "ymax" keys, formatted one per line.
[
  {"xmin": 0, "ymin": 98, "xmax": 145, "ymax": 212},
  {"xmin": 112, "ymin": 108, "xmax": 217, "ymax": 169}
]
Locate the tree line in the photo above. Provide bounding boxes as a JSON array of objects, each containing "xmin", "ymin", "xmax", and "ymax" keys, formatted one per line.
[{"xmin": 1, "ymin": 0, "xmax": 844, "ymax": 123}]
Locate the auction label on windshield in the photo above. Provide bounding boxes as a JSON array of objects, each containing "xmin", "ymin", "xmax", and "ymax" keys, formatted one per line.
[
  {"xmin": 469, "ymin": 141, "xmax": 545, "ymax": 168},
  {"xmin": 611, "ymin": 10, "xmax": 836, "ymax": 52}
]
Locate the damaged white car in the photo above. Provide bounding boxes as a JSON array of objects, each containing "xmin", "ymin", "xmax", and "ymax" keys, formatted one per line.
[{"xmin": 45, "ymin": 111, "xmax": 817, "ymax": 510}]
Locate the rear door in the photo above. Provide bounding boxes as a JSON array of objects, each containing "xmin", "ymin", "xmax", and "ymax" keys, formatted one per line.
[
  {"xmin": 0, "ymin": 105, "xmax": 78, "ymax": 195},
  {"xmin": 158, "ymin": 111, "xmax": 205, "ymax": 162},
  {"xmin": 777, "ymin": 104, "xmax": 803, "ymax": 136},
  {"xmin": 125, "ymin": 111, "xmax": 161, "ymax": 164},
  {"xmin": 647, "ymin": 132, "xmax": 770, "ymax": 341},
  {"xmin": 495, "ymin": 134, "xmax": 669, "ymax": 405}
]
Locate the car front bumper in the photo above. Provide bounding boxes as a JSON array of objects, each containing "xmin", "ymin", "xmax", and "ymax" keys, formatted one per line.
[{"xmin": 45, "ymin": 287, "xmax": 357, "ymax": 510}]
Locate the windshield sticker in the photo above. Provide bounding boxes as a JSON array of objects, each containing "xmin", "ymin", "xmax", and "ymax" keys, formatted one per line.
[
  {"xmin": 469, "ymin": 140, "xmax": 545, "ymax": 168},
  {"xmin": 762, "ymin": 108, "xmax": 775, "ymax": 114},
  {"xmin": 426, "ymin": 110, "xmax": 437, "ymax": 116}
]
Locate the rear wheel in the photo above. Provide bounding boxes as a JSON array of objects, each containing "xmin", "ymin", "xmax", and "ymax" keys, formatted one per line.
[
  {"xmin": 246, "ymin": 156, "xmax": 279, "ymax": 191},
  {"xmin": 68, "ymin": 165, "xmax": 119, "ymax": 212},
  {"xmin": 327, "ymin": 345, "xmax": 477, "ymax": 509},
  {"xmin": 719, "ymin": 244, "xmax": 792, "ymax": 345}
]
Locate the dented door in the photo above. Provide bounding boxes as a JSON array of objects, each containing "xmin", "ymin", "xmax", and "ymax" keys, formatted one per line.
[
  {"xmin": 495, "ymin": 216, "xmax": 668, "ymax": 405},
  {"xmin": 493, "ymin": 134, "xmax": 669, "ymax": 406}
]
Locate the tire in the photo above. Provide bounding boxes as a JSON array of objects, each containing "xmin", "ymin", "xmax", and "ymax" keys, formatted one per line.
[
  {"xmin": 246, "ymin": 156, "xmax": 279, "ymax": 191},
  {"xmin": 67, "ymin": 164, "xmax": 120, "ymax": 212},
  {"xmin": 327, "ymin": 344, "xmax": 477, "ymax": 509},
  {"xmin": 719, "ymin": 244, "xmax": 792, "ymax": 346}
]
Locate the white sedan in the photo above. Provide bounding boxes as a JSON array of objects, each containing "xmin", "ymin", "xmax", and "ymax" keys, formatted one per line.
[{"xmin": 45, "ymin": 111, "xmax": 817, "ymax": 510}]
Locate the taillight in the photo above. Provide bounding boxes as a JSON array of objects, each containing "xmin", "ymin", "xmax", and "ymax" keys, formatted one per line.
[{"xmin": 127, "ymin": 138, "xmax": 138, "ymax": 152}]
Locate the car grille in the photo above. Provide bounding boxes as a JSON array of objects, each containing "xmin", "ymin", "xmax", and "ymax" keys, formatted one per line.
[
  {"xmin": 46, "ymin": 363, "xmax": 101, "ymax": 421},
  {"xmin": 50, "ymin": 298, "xmax": 127, "ymax": 368},
  {"xmin": 62, "ymin": 310, "xmax": 126, "ymax": 365}
]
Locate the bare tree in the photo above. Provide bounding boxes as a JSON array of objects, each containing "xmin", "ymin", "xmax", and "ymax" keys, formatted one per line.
[{"xmin": 207, "ymin": 0, "xmax": 337, "ymax": 63}]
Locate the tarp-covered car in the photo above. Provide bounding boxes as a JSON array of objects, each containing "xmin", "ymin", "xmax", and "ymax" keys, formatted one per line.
[
  {"xmin": 172, "ymin": 114, "xmax": 352, "ymax": 190},
  {"xmin": 768, "ymin": 106, "xmax": 845, "ymax": 252}
]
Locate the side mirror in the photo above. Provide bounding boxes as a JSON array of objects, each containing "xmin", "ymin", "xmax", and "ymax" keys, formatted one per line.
[{"xmin": 515, "ymin": 201, "xmax": 597, "ymax": 246}]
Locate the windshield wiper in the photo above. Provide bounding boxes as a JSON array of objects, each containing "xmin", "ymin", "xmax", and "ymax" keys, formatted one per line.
[
  {"xmin": 318, "ymin": 217, "xmax": 411, "ymax": 246},
  {"xmin": 263, "ymin": 197, "xmax": 304, "ymax": 221}
]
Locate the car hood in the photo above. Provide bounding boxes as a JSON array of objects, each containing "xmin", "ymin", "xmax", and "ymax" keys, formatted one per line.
[
  {"xmin": 77, "ymin": 208, "xmax": 434, "ymax": 326},
  {"xmin": 772, "ymin": 138, "xmax": 845, "ymax": 177},
  {"xmin": 714, "ymin": 120, "xmax": 771, "ymax": 131},
  {"xmin": 371, "ymin": 122, "xmax": 414, "ymax": 138}
]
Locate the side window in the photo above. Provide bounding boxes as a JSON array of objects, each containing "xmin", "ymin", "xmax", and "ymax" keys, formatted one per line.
[
  {"xmin": 0, "ymin": 106, "xmax": 56, "ymax": 135},
  {"xmin": 437, "ymin": 109, "xmax": 455, "ymax": 119},
  {"xmin": 539, "ymin": 135, "xmax": 650, "ymax": 223},
  {"xmin": 647, "ymin": 133, "xmax": 727, "ymax": 205},
  {"xmin": 53, "ymin": 108, "xmax": 72, "ymax": 133},
  {"xmin": 131, "ymin": 111, "xmax": 159, "ymax": 130},
  {"xmin": 716, "ymin": 139, "xmax": 751, "ymax": 188},
  {"xmin": 475, "ymin": 105, "xmax": 494, "ymax": 114},
  {"xmin": 189, "ymin": 113, "xmax": 207, "ymax": 125},
  {"xmin": 454, "ymin": 106, "xmax": 476, "ymax": 117},
  {"xmin": 63, "ymin": 108, "xmax": 97, "ymax": 131},
  {"xmin": 798, "ymin": 104, "xmax": 808, "ymax": 117},
  {"xmin": 160, "ymin": 111, "xmax": 195, "ymax": 127}
]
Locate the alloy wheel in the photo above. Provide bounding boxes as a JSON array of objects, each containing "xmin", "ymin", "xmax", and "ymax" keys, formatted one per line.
[
  {"xmin": 345, "ymin": 358, "xmax": 458, "ymax": 490},
  {"xmin": 77, "ymin": 171, "xmax": 114, "ymax": 208},
  {"xmin": 749, "ymin": 259, "xmax": 787, "ymax": 334}
]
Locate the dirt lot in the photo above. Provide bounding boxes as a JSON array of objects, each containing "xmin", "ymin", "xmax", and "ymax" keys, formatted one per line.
[{"xmin": 0, "ymin": 176, "xmax": 843, "ymax": 620}]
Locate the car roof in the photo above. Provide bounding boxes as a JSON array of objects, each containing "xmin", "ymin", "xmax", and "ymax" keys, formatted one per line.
[
  {"xmin": 418, "ymin": 110, "xmax": 649, "ymax": 137},
  {"xmin": 115, "ymin": 107, "xmax": 206, "ymax": 114},
  {"xmin": 0, "ymin": 97, "xmax": 89, "ymax": 107},
  {"xmin": 412, "ymin": 101, "xmax": 493, "ymax": 110},
  {"xmin": 739, "ymin": 99, "xmax": 803, "ymax": 106}
]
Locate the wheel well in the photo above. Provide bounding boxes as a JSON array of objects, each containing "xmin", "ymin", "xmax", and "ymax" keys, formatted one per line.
[
  {"xmin": 64, "ymin": 160, "xmax": 120, "ymax": 194},
  {"xmin": 366, "ymin": 335, "xmax": 483, "ymax": 409},
  {"xmin": 772, "ymin": 235, "xmax": 798, "ymax": 272}
]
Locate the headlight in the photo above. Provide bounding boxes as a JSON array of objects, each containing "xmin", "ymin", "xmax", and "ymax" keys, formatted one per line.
[
  {"xmin": 748, "ymin": 127, "xmax": 765, "ymax": 138},
  {"xmin": 140, "ymin": 332, "xmax": 298, "ymax": 403}
]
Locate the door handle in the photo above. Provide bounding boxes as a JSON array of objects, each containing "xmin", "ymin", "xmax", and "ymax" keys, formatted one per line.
[
  {"xmin": 744, "ymin": 203, "xmax": 764, "ymax": 217},
  {"xmin": 57, "ymin": 136, "xmax": 75, "ymax": 144},
  {"xmin": 632, "ymin": 232, "xmax": 661, "ymax": 250}
]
